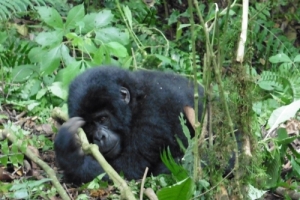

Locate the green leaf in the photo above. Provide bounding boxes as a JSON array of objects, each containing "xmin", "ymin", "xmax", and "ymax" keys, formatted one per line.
[
  {"xmin": 268, "ymin": 100, "xmax": 300, "ymax": 134},
  {"xmin": 0, "ymin": 141, "xmax": 8, "ymax": 166},
  {"xmin": 0, "ymin": 155, "xmax": 8, "ymax": 166},
  {"xmin": 179, "ymin": 113, "xmax": 191, "ymax": 142},
  {"xmin": 264, "ymin": 150, "xmax": 281, "ymax": 188},
  {"xmin": 123, "ymin": 57, "xmax": 132, "ymax": 68},
  {"xmin": 93, "ymin": 46, "xmax": 105, "ymax": 65},
  {"xmin": 257, "ymin": 80, "xmax": 277, "ymax": 91},
  {"xmin": 1, "ymin": 140, "xmax": 9, "ymax": 155},
  {"xmin": 291, "ymin": 157, "xmax": 300, "ymax": 176},
  {"xmin": 10, "ymin": 179, "xmax": 51, "ymax": 191},
  {"xmin": 80, "ymin": 13, "xmax": 97, "ymax": 33},
  {"xmin": 182, "ymin": 140, "xmax": 195, "ymax": 176},
  {"xmin": 12, "ymin": 189, "xmax": 28, "ymax": 199},
  {"xmin": 95, "ymin": 27, "xmax": 129, "ymax": 45},
  {"xmin": 36, "ymin": 88, "xmax": 48, "ymax": 99},
  {"xmin": 20, "ymin": 142, "xmax": 27, "ymax": 153},
  {"xmin": 35, "ymin": 30, "xmax": 63, "ymax": 47},
  {"xmin": 0, "ymin": 32, "xmax": 8, "ymax": 44},
  {"xmin": 94, "ymin": 10, "xmax": 113, "ymax": 28},
  {"xmin": 48, "ymin": 82, "xmax": 67, "ymax": 99},
  {"xmin": 269, "ymin": 53, "xmax": 292, "ymax": 63},
  {"xmin": 36, "ymin": 7, "xmax": 63, "ymax": 29},
  {"xmin": 155, "ymin": 54, "xmax": 172, "ymax": 65},
  {"xmin": 157, "ymin": 178, "xmax": 194, "ymax": 200},
  {"xmin": 277, "ymin": 128, "xmax": 288, "ymax": 140},
  {"xmin": 106, "ymin": 42, "xmax": 128, "ymax": 58},
  {"xmin": 61, "ymin": 62, "xmax": 82, "ymax": 86},
  {"xmin": 60, "ymin": 44, "xmax": 75, "ymax": 66},
  {"xmin": 294, "ymin": 55, "xmax": 300, "ymax": 63},
  {"xmin": 0, "ymin": 115, "xmax": 8, "ymax": 120},
  {"xmin": 276, "ymin": 128, "xmax": 297, "ymax": 145},
  {"xmin": 40, "ymin": 45, "xmax": 62, "ymax": 74},
  {"xmin": 123, "ymin": 6, "xmax": 132, "ymax": 29},
  {"xmin": 28, "ymin": 79, "xmax": 42, "ymax": 97},
  {"xmin": 28, "ymin": 47, "xmax": 44, "ymax": 62},
  {"xmin": 161, "ymin": 148, "xmax": 189, "ymax": 182},
  {"xmin": 65, "ymin": 32, "xmax": 83, "ymax": 46},
  {"xmin": 11, "ymin": 65, "xmax": 38, "ymax": 82},
  {"xmin": 178, "ymin": 24, "xmax": 191, "ymax": 30},
  {"xmin": 65, "ymin": 4, "xmax": 85, "ymax": 30},
  {"xmin": 27, "ymin": 102, "xmax": 40, "ymax": 111},
  {"xmin": 10, "ymin": 145, "xmax": 19, "ymax": 164}
]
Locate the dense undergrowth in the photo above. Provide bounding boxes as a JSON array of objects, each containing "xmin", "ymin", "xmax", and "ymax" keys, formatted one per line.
[{"xmin": 0, "ymin": 0, "xmax": 300, "ymax": 199}]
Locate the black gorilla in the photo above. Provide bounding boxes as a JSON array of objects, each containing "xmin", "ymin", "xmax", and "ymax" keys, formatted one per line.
[{"xmin": 54, "ymin": 66, "xmax": 204, "ymax": 184}]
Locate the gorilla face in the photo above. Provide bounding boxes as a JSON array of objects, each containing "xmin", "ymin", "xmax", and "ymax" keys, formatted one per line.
[
  {"xmin": 83, "ymin": 111, "xmax": 121, "ymax": 159},
  {"xmin": 82, "ymin": 87, "xmax": 131, "ymax": 159}
]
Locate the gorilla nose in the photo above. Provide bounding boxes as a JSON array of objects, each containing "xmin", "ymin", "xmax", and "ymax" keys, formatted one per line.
[{"xmin": 94, "ymin": 131, "xmax": 108, "ymax": 142}]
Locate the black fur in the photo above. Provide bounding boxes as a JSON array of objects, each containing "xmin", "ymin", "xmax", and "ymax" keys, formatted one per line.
[{"xmin": 54, "ymin": 66, "xmax": 203, "ymax": 184}]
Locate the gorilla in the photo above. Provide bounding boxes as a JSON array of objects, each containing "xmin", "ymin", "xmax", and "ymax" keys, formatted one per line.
[{"xmin": 54, "ymin": 66, "xmax": 204, "ymax": 184}]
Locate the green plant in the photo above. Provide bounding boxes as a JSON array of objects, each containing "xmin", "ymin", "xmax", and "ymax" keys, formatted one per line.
[
  {"xmin": 6, "ymin": 179, "xmax": 53, "ymax": 199},
  {"xmin": 249, "ymin": 2, "xmax": 300, "ymax": 70},
  {"xmin": 263, "ymin": 127, "xmax": 300, "ymax": 188},
  {"xmin": 30, "ymin": 4, "xmax": 129, "ymax": 83},
  {"xmin": 0, "ymin": 0, "xmax": 56, "ymax": 20},
  {"xmin": 3, "ymin": 4, "xmax": 131, "ymax": 113},
  {"xmin": 255, "ymin": 53, "xmax": 300, "ymax": 114}
]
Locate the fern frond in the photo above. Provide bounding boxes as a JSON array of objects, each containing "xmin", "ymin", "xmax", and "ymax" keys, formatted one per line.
[
  {"xmin": 0, "ymin": 40, "xmax": 34, "ymax": 67},
  {"xmin": 260, "ymin": 68, "xmax": 300, "ymax": 101},
  {"xmin": 0, "ymin": 0, "xmax": 55, "ymax": 20}
]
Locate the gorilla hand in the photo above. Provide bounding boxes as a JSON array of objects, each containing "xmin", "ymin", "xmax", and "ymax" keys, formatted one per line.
[
  {"xmin": 54, "ymin": 117, "xmax": 106, "ymax": 184},
  {"xmin": 62, "ymin": 117, "xmax": 85, "ymax": 135},
  {"xmin": 55, "ymin": 117, "xmax": 85, "ymax": 152}
]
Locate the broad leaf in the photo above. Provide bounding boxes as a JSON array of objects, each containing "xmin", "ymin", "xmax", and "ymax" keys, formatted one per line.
[
  {"xmin": 61, "ymin": 61, "xmax": 82, "ymax": 86},
  {"xmin": 28, "ymin": 47, "xmax": 44, "ymax": 62},
  {"xmin": 294, "ymin": 55, "xmax": 300, "ymax": 63},
  {"xmin": 48, "ymin": 82, "xmax": 67, "ymax": 99},
  {"xmin": 66, "ymin": 4, "xmax": 85, "ymax": 30},
  {"xmin": 94, "ymin": 10, "xmax": 113, "ymax": 28},
  {"xmin": 80, "ymin": 13, "xmax": 97, "ymax": 33},
  {"xmin": 36, "ymin": 7, "xmax": 63, "ymax": 29},
  {"xmin": 269, "ymin": 53, "xmax": 292, "ymax": 63},
  {"xmin": 157, "ymin": 178, "xmax": 194, "ymax": 200},
  {"xmin": 95, "ymin": 27, "xmax": 129, "ymax": 45},
  {"xmin": 264, "ymin": 149, "xmax": 281, "ymax": 188},
  {"xmin": 60, "ymin": 44, "xmax": 75, "ymax": 66},
  {"xmin": 11, "ymin": 65, "xmax": 38, "ymax": 82},
  {"xmin": 267, "ymin": 100, "xmax": 300, "ymax": 134},
  {"xmin": 35, "ymin": 30, "xmax": 63, "ymax": 47},
  {"xmin": 106, "ymin": 42, "xmax": 128, "ymax": 58},
  {"xmin": 40, "ymin": 45, "xmax": 62, "ymax": 74}
]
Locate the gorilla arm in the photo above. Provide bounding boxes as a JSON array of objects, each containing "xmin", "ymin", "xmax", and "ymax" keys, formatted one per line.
[
  {"xmin": 54, "ymin": 117, "xmax": 106, "ymax": 184},
  {"xmin": 54, "ymin": 117, "xmax": 153, "ymax": 184}
]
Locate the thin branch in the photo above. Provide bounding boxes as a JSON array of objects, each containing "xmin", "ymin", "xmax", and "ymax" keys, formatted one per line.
[
  {"xmin": 0, "ymin": 129, "xmax": 71, "ymax": 200},
  {"xmin": 236, "ymin": 0, "xmax": 249, "ymax": 63}
]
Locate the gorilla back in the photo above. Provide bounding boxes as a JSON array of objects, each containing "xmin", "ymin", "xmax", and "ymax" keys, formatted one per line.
[{"xmin": 54, "ymin": 66, "xmax": 204, "ymax": 184}]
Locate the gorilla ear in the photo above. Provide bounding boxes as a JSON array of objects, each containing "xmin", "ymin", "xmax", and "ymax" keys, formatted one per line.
[{"xmin": 120, "ymin": 87, "xmax": 130, "ymax": 104}]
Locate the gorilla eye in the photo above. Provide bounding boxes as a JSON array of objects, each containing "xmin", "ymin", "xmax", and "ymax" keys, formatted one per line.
[{"xmin": 97, "ymin": 116, "xmax": 108, "ymax": 124}]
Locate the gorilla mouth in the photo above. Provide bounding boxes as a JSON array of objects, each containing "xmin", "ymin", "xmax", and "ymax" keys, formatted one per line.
[{"xmin": 103, "ymin": 141, "xmax": 120, "ymax": 158}]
